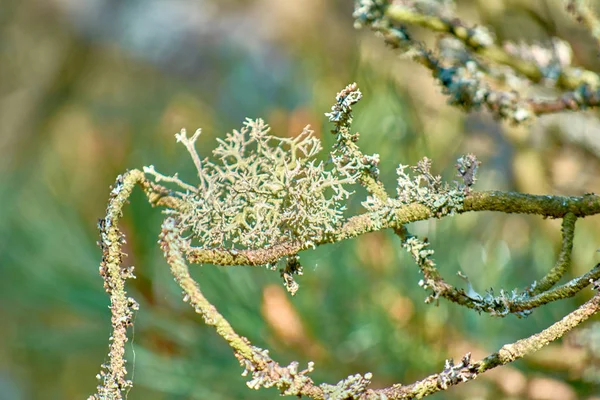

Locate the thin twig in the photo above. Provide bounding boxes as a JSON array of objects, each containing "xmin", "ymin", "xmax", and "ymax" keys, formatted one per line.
[
  {"xmin": 90, "ymin": 170, "xmax": 183, "ymax": 400},
  {"xmin": 530, "ymin": 212, "xmax": 576, "ymax": 295},
  {"xmin": 175, "ymin": 128, "xmax": 208, "ymax": 193},
  {"xmin": 511, "ymin": 264, "xmax": 600, "ymax": 313},
  {"xmin": 91, "ymin": 170, "xmax": 145, "ymax": 400},
  {"xmin": 396, "ymin": 223, "xmax": 598, "ymax": 317},
  {"xmin": 159, "ymin": 217, "xmax": 325, "ymax": 399},
  {"xmin": 529, "ymin": 84, "xmax": 600, "ymax": 115}
]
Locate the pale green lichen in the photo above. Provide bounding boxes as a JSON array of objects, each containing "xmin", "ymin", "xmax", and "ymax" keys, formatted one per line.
[
  {"xmin": 240, "ymin": 346, "xmax": 316, "ymax": 395},
  {"xmin": 320, "ymin": 372, "xmax": 373, "ymax": 399},
  {"xmin": 326, "ymin": 83, "xmax": 386, "ymax": 200},
  {"xmin": 145, "ymin": 119, "xmax": 359, "ymax": 250},
  {"xmin": 363, "ymin": 156, "xmax": 471, "ymax": 218}
]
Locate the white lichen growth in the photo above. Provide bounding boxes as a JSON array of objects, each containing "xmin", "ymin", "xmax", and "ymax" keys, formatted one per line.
[
  {"xmin": 145, "ymin": 119, "xmax": 359, "ymax": 250},
  {"xmin": 320, "ymin": 372, "xmax": 373, "ymax": 399},
  {"xmin": 363, "ymin": 156, "xmax": 473, "ymax": 217}
]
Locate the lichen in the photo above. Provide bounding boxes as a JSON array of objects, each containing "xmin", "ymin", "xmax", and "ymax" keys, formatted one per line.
[
  {"xmin": 363, "ymin": 156, "xmax": 472, "ymax": 218},
  {"xmin": 145, "ymin": 119, "xmax": 359, "ymax": 250},
  {"xmin": 320, "ymin": 372, "xmax": 373, "ymax": 399}
]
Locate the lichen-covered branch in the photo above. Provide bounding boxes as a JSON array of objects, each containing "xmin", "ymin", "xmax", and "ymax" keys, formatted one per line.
[
  {"xmin": 184, "ymin": 191, "xmax": 600, "ymax": 269},
  {"xmin": 529, "ymin": 213, "xmax": 576, "ymax": 295},
  {"xmin": 478, "ymin": 285, "xmax": 600, "ymax": 369},
  {"xmin": 397, "ymin": 219, "xmax": 599, "ymax": 317},
  {"xmin": 463, "ymin": 191, "xmax": 600, "ymax": 218},
  {"xmin": 90, "ymin": 170, "xmax": 184, "ymax": 400},
  {"xmin": 379, "ymin": 3, "xmax": 599, "ymax": 90},
  {"xmin": 186, "ymin": 239, "xmax": 304, "ymax": 266},
  {"xmin": 159, "ymin": 217, "xmax": 326, "ymax": 398},
  {"xmin": 366, "ymin": 289, "xmax": 600, "ymax": 399},
  {"xmin": 90, "ymin": 171, "xmax": 143, "ymax": 400},
  {"xmin": 396, "ymin": 226, "xmax": 489, "ymax": 312},
  {"xmin": 353, "ymin": 0, "xmax": 600, "ymax": 122},
  {"xmin": 327, "ymin": 83, "xmax": 388, "ymax": 201},
  {"xmin": 566, "ymin": 0, "xmax": 600, "ymax": 51},
  {"xmin": 512, "ymin": 264, "xmax": 600, "ymax": 313},
  {"xmin": 159, "ymin": 217, "xmax": 258, "ymax": 361},
  {"xmin": 529, "ymin": 84, "xmax": 600, "ymax": 115}
]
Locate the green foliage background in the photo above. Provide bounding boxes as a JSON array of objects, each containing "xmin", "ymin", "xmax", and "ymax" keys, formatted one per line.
[{"xmin": 1, "ymin": 1, "xmax": 599, "ymax": 399}]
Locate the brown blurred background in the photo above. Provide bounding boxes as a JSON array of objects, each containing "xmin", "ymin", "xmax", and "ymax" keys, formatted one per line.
[{"xmin": 1, "ymin": 0, "xmax": 600, "ymax": 399}]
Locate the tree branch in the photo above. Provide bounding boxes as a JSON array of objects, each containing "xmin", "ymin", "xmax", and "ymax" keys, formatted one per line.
[
  {"xmin": 159, "ymin": 217, "xmax": 326, "ymax": 399},
  {"xmin": 186, "ymin": 191, "xmax": 600, "ymax": 268},
  {"xmin": 91, "ymin": 170, "xmax": 144, "ymax": 400},
  {"xmin": 366, "ymin": 288, "xmax": 600, "ymax": 399},
  {"xmin": 363, "ymin": 1, "xmax": 600, "ymax": 90},
  {"xmin": 90, "ymin": 170, "xmax": 185, "ymax": 400},
  {"xmin": 529, "ymin": 212, "xmax": 576, "ymax": 295}
]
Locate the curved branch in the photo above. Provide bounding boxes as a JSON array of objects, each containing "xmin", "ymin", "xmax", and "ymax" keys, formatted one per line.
[
  {"xmin": 160, "ymin": 218, "xmax": 258, "ymax": 361},
  {"xmin": 94, "ymin": 170, "xmax": 600, "ymax": 399},
  {"xmin": 159, "ymin": 217, "xmax": 325, "ymax": 399},
  {"xmin": 530, "ymin": 212, "xmax": 576, "ymax": 295},
  {"xmin": 92, "ymin": 170, "xmax": 145, "ymax": 399},
  {"xmin": 91, "ymin": 170, "xmax": 185, "ymax": 400},
  {"xmin": 167, "ymin": 216, "xmax": 600, "ymax": 400},
  {"xmin": 511, "ymin": 264, "xmax": 600, "ymax": 313},
  {"xmin": 396, "ymin": 215, "xmax": 597, "ymax": 317}
]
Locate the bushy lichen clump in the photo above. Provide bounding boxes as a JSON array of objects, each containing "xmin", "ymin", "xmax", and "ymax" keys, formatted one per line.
[
  {"xmin": 362, "ymin": 156, "xmax": 477, "ymax": 218},
  {"xmin": 145, "ymin": 119, "xmax": 359, "ymax": 250}
]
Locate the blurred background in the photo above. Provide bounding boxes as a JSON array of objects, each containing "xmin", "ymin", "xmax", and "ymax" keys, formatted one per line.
[{"xmin": 1, "ymin": 0, "xmax": 600, "ymax": 399}]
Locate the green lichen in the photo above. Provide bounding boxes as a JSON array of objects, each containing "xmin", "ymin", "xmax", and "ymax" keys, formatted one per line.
[
  {"xmin": 320, "ymin": 372, "xmax": 373, "ymax": 399},
  {"xmin": 363, "ymin": 156, "xmax": 470, "ymax": 219},
  {"xmin": 145, "ymin": 119, "xmax": 359, "ymax": 250}
]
